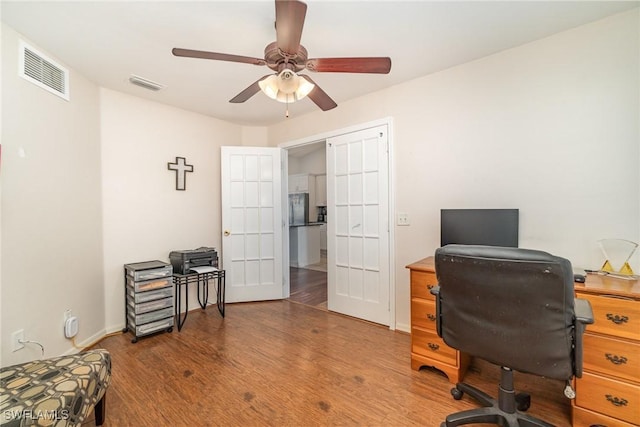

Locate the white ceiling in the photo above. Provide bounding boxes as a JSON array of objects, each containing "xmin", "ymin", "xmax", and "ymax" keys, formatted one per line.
[{"xmin": 2, "ymin": 1, "xmax": 638, "ymax": 127}]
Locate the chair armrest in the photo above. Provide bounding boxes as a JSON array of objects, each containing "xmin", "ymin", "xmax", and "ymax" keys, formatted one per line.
[
  {"xmin": 573, "ymin": 298, "xmax": 594, "ymax": 378},
  {"xmin": 429, "ymin": 285, "xmax": 440, "ymax": 298},
  {"xmin": 575, "ymin": 298, "xmax": 594, "ymax": 326},
  {"xmin": 430, "ymin": 285, "xmax": 442, "ymax": 337}
]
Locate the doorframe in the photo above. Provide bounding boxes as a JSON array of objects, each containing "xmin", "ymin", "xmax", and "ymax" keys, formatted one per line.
[{"xmin": 278, "ymin": 117, "xmax": 396, "ymax": 330}]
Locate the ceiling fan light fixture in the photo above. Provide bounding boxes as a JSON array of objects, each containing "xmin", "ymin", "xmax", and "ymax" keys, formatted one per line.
[{"xmin": 259, "ymin": 70, "xmax": 314, "ymax": 103}]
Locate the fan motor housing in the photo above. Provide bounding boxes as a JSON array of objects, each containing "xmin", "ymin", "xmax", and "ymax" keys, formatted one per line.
[{"xmin": 264, "ymin": 41, "xmax": 308, "ymax": 72}]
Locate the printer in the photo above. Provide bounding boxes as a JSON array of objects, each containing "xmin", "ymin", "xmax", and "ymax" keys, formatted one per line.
[{"xmin": 169, "ymin": 247, "xmax": 218, "ymax": 275}]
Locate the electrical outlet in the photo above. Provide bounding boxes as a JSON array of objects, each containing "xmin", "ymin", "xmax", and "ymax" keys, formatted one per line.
[
  {"xmin": 12, "ymin": 329, "xmax": 24, "ymax": 352},
  {"xmin": 397, "ymin": 213, "xmax": 410, "ymax": 226}
]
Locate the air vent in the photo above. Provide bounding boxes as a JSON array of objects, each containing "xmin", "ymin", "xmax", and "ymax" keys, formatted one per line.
[
  {"xmin": 19, "ymin": 40, "xmax": 69, "ymax": 101},
  {"xmin": 129, "ymin": 74, "xmax": 165, "ymax": 91}
]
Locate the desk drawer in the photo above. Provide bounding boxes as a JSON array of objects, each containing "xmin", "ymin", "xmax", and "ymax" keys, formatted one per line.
[
  {"xmin": 410, "ymin": 271, "xmax": 437, "ymax": 300},
  {"xmin": 573, "ymin": 405, "xmax": 636, "ymax": 427},
  {"xmin": 580, "ymin": 294, "xmax": 640, "ymax": 341},
  {"xmin": 411, "ymin": 298, "xmax": 437, "ymax": 331},
  {"xmin": 583, "ymin": 333, "xmax": 640, "ymax": 383},
  {"xmin": 411, "ymin": 327, "xmax": 457, "ymax": 365},
  {"xmin": 575, "ymin": 372, "xmax": 640, "ymax": 425}
]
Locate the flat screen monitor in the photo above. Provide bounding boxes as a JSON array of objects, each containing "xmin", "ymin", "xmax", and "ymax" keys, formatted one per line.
[{"xmin": 440, "ymin": 209, "xmax": 519, "ymax": 248}]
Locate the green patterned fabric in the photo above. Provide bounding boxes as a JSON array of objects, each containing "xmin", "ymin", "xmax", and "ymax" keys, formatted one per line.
[{"xmin": 0, "ymin": 349, "xmax": 111, "ymax": 427}]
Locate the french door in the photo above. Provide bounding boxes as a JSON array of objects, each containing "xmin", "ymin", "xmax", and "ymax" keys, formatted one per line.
[
  {"xmin": 326, "ymin": 125, "xmax": 390, "ymax": 325},
  {"xmin": 220, "ymin": 147, "xmax": 286, "ymax": 302}
]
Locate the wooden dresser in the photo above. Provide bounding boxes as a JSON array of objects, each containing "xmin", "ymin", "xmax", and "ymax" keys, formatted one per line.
[
  {"xmin": 407, "ymin": 257, "xmax": 470, "ymax": 384},
  {"xmin": 572, "ymin": 273, "xmax": 640, "ymax": 427}
]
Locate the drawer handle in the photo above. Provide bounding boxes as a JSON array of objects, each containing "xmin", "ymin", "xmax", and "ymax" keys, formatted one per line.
[
  {"xmin": 605, "ymin": 395, "xmax": 628, "ymax": 407},
  {"xmin": 427, "ymin": 314, "xmax": 436, "ymax": 321},
  {"xmin": 427, "ymin": 343, "xmax": 440, "ymax": 351},
  {"xmin": 605, "ymin": 353, "xmax": 628, "ymax": 365},
  {"xmin": 605, "ymin": 313, "xmax": 628, "ymax": 325}
]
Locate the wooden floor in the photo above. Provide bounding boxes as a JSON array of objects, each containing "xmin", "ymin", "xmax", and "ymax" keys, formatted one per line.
[
  {"xmin": 288, "ymin": 267, "xmax": 328, "ymax": 310},
  {"xmin": 89, "ymin": 301, "xmax": 573, "ymax": 426}
]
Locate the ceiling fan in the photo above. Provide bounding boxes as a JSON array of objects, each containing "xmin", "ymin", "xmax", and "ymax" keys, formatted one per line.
[{"xmin": 172, "ymin": 0, "xmax": 391, "ymax": 112}]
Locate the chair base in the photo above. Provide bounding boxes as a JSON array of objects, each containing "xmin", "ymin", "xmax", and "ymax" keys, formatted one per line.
[{"xmin": 442, "ymin": 367, "xmax": 555, "ymax": 427}]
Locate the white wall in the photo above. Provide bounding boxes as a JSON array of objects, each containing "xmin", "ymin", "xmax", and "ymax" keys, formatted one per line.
[
  {"xmin": 269, "ymin": 9, "xmax": 640, "ymax": 331},
  {"xmin": 241, "ymin": 126, "xmax": 269, "ymax": 147},
  {"xmin": 1, "ymin": 9, "xmax": 638, "ymax": 363},
  {"xmin": 287, "ymin": 144, "xmax": 326, "ymax": 176},
  {"xmin": 100, "ymin": 89, "xmax": 243, "ymax": 332},
  {"xmin": 1, "ymin": 25, "xmax": 104, "ymax": 365},
  {"xmin": 298, "ymin": 147, "xmax": 326, "ymax": 176}
]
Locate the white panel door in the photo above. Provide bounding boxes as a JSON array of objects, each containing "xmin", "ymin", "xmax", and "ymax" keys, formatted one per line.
[
  {"xmin": 221, "ymin": 146, "xmax": 284, "ymax": 302},
  {"xmin": 327, "ymin": 126, "xmax": 390, "ymax": 325}
]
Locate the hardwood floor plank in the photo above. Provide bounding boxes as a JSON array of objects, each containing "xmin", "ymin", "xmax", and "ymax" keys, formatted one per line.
[
  {"xmin": 288, "ymin": 267, "xmax": 327, "ymax": 309},
  {"xmin": 88, "ymin": 301, "xmax": 572, "ymax": 426}
]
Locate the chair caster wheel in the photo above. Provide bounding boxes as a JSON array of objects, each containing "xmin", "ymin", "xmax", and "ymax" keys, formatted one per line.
[
  {"xmin": 451, "ymin": 387, "xmax": 464, "ymax": 400},
  {"xmin": 516, "ymin": 392, "xmax": 531, "ymax": 411},
  {"xmin": 167, "ymin": 327, "xmax": 173, "ymax": 333}
]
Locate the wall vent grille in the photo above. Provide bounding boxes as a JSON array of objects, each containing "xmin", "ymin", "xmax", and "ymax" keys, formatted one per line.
[{"xmin": 19, "ymin": 40, "xmax": 70, "ymax": 101}]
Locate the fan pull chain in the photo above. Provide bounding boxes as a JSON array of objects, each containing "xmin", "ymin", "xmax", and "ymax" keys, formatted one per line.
[{"xmin": 286, "ymin": 98, "xmax": 290, "ymax": 118}]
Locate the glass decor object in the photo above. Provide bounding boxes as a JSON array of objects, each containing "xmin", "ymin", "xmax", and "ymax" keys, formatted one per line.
[{"xmin": 598, "ymin": 239, "xmax": 638, "ymax": 276}]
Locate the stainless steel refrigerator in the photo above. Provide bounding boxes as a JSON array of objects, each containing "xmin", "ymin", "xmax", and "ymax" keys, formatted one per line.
[{"xmin": 289, "ymin": 193, "xmax": 309, "ymax": 225}]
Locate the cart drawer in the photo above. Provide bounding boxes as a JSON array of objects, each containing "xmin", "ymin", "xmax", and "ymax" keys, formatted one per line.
[
  {"xmin": 126, "ymin": 265, "xmax": 173, "ymax": 281},
  {"xmin": 127, "ymin": 276, "xmax": 172, "ymax": 293},
  {"xmin": 128, "ymin": 285, "xmax": 173, "ymax": 303},
  {"xmin": 128, "ymin": 307, "xmax": 174, "ymax": 326},
  {"xmin": 129, "ymin": 317, "xmax": 174, "ymax": 337},
  {"xmin": 128, "ymin": 297, "xmax": 172, "ymax": 314}
]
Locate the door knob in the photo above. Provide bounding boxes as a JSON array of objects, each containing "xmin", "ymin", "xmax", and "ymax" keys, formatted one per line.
[{"xmin": 224, "ymin": 230, "xmax": 230, "ymax": 236}]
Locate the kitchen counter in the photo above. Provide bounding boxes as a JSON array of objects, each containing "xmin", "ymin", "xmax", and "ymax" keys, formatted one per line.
[
  {"xmin": 289, "ymin": 225, "xmax": 321, "ymax": 267},
  {"xmin": 290, "ymin": 222, "xmax": 325, "ymax": 227}
]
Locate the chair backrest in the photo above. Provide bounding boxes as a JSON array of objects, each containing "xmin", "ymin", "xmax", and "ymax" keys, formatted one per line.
[{"xmin": 435, "ymin": 244, "xmax": 576, "ymax": 380}]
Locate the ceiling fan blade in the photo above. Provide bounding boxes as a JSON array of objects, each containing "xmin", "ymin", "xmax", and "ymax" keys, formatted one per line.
[
  {"xmin": 300, "ymin": 75, "xmax": 337, "ymax": 111},
  {"xmin": 172, "ymin": 48, "xmax": 265, "ymax": 66},
  {"xmin": 306, "ymin": 57, "xmax": 392, "ymax": 74},
  {"xmin": 275, "ymin": 0, "xmax": 307, "ymax": 55},
  {"xmin": 229, "ymin": 75, "xmax": 272, "ymax": 103}
]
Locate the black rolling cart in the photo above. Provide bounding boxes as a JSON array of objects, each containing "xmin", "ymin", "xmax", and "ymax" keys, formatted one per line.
[
  {"xmin": 123, "ymin": 260, "xmax": 174, "ymax": 343},
  {"xmin": 173, "ymin": 269, "xmax": 225, "ymax": 331}
]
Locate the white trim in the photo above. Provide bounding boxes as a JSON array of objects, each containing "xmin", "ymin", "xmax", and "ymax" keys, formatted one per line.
[
  {"xmin": 279, "ymin": 117, "xmax": 397, "ymax": 330},
  {"xmin": 395, "ymin": 322, "xmax": 411, "ymax": 334},
  {"xmin": 281, "ymin": 149, "xmax": 291, "ymax": 299}
]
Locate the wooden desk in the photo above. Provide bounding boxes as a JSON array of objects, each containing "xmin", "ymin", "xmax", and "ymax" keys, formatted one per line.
[
  {"xmin": 406, "ymin": 257, "xmax": 471, "ymax": 384},
  {"xmin": 407, "ymin": 256, "xmax": 640, "ymax": 426},
  {"xmin": 572, "ymin": 273, "xmax": 639, "ymax": 427}
]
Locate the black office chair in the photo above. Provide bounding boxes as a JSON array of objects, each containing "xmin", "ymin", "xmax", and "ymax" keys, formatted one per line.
[{"xmin": 430, "ymin": 245, "xmax": 594, "ymax": 427}]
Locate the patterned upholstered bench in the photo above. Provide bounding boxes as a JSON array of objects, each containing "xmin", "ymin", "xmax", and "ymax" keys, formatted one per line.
[{"xmin": 0, "ymin": 349, "xmax": 111, "ymax": 427}]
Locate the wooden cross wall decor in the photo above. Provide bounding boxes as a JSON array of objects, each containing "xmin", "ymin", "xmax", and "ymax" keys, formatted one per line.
[{"xmin": 168, "ymin": 157, "xmax": 194, "ymax": 191}]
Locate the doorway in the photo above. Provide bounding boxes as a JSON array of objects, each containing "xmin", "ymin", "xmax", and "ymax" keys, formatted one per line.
[
  {"xmin": 281, "ymin": 118, "xmax": 395, "ymax": 329},
  {"xmin": 286, "ymin": 141, "xmax": 328, "ymax": 310}
]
